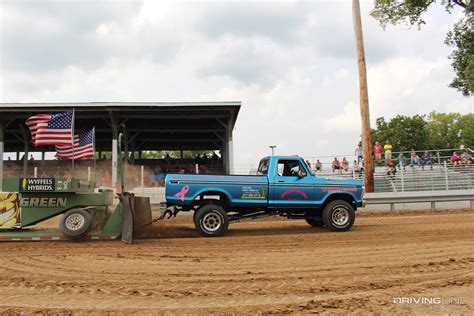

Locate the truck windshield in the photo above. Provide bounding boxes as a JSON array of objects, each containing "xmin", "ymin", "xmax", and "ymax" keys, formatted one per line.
[{"xmin": 257, "ymin": 159, "xmax": 269, "ymax": 175}]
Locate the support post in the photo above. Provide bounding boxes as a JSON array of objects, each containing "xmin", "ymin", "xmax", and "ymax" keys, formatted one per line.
[
  {"xmin": 112, "ymin": 139, "xmax": 118, "ymax": 187},
  {"xmin": 431, "ymin": 201, "xmax": 436, "ymax": 212},
  {"xmin": 141, "ymin": 165, "xmax": 144, "ymax": 196},
  {"xmin": 400, "ymin": 165, "xmax": 405, "ymax": 192},
  {"xmin": 352, "ymin": 0, "xmax": 374, "ymax": 192},
  {"xmin": 224, "ymin": 117, "xmax": 234, "ymax": 175},
  {"xmin": 20, "ymin": 125, "xmax": 29, "ymax": 178},
  {"xmin": 130, "ymin": 141, "xmax": 135, "ymax": 165},
  {"xmin": 110, "ymin": 114, "xmax": 118, "ymax": 188},
  {"xmin": 444, "ymin": 160, "xmax": 449, "ymax": 190}
]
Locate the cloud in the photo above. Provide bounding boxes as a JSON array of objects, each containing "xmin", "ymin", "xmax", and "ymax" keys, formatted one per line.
[
  {"xmin": 323, "ymin": 101, "xmax": 361, "ymax": 134},
  {"xmin": 196, "ymin": 2, "xmax": 307, "ymax": 43},
  {"xmin": 1, "ymin": 0, "xmax": 472, "ymax": 166}
]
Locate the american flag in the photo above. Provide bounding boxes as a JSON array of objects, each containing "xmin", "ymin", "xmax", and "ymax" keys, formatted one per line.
[
  {"xmin": 56, "ymin": 128, "xmax": 95, "ymax": 160},
  {"xmin": 25, "ymin": 112, "xmax": 73, "ymax": 146}
]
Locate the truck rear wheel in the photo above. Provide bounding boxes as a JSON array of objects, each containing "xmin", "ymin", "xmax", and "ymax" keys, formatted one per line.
[
  {"xmin": 322, "ymin": 200, "xmax": 355, "ymax": 232},
  {"xmin": 60, "ymin": 209, "xmax": 93, "ymax": 239},
  {"xmin": 194, "ymin": 204, "xmax": 229, "ymax": 237}
]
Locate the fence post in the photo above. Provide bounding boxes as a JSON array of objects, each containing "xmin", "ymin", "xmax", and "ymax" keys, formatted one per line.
[
  {"xmin": 444, "ymin": 160, "xmax": 449, "ymax": 190},
  {"xmin": 195, "ymin": 164, "xmax": 199, "ymax": 174},
  {"xmin": 87, "ymin": 166, "xmax": 91, "ymax": 181},
  {"xmin": 437, "ymin": 151, "xmax": 441, "ymax": 164},
  {"xmin": 400, "ymin": 165, "xmax": 405, "ymax": 192},
  {"xmin": 34, "ymin": 167, "xmax": 37, "ymax": 178}
]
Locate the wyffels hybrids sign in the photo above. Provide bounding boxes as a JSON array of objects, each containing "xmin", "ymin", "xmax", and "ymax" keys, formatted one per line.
[{"xmin": 20, "ymin": 178, "xmax": 55, "ymax": 192}]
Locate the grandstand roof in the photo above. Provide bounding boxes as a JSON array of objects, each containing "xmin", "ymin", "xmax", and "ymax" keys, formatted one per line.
[{"xmin": 0, "ymin": 102, "xmax": 241, "ymax": 152}]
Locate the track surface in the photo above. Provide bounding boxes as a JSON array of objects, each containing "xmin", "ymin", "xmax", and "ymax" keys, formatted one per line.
[{"xmin": 0, "ymin": 209, "xmax": 473, "ymax": 315}]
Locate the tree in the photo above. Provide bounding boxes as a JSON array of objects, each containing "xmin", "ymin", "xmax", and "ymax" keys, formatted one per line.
[
  {"xmin": 445, "ymin": 15, "xmax": 474, "ymax": 96},
  {"xmin": 372, "ymin": 114, "xmax": 429, "ymax": 151},
  {"xmin": 426, "ymin": 111, "xmax": 474, "ymax": 149},
  {"xmin": 371, "ymin": 112, "xmax": 473, "ymax": 151},
  {"xmin": 371, "ymin": 0, "xmax": 474, "ymax": 96}
]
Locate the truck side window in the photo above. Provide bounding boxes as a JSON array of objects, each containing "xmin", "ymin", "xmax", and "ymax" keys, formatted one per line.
[
  {"xmin": 257, "ymin": 159, "xmax": 269, "ymax": 175},
  {"xmin": 278, "ymin": 160, "xmax": 305, "ymax": 177}
]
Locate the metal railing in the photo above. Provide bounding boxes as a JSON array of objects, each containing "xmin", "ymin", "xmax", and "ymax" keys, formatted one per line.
[{"xmin": 364, "ymin": 189, "xmax": 474, "ymax": 211}]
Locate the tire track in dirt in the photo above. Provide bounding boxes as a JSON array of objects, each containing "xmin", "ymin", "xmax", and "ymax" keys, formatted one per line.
[{"xmin": 0, "ymin": 209, "xmax": 472, "ymax": 314}]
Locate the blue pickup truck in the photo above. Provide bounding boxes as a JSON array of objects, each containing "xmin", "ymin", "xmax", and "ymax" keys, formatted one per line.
[{"xmin": 165, "ymin": 156, "xmax": 364, "ymax": 237}]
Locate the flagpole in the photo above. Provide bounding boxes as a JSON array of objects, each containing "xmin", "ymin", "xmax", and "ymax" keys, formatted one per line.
[
  {"xmin": 71, "ymin": 108, "xmax": 75, "ymax": 179},
  {"xmin": 92, "ymin": 127, "xmax": 97, "ymax": 185}
]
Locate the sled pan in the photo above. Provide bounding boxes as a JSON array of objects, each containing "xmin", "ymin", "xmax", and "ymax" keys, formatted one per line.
[
  {"xmin": 133, "ymin": 196, "xmax": 153, "ymax": 227},
  {"xmin": 120, "ymin": 193, "xmax": 153, "ymax": 244}
]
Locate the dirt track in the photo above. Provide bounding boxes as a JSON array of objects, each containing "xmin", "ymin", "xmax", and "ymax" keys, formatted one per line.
[{"xmin": 0, "ymin": 209, "xmax": 473, "ymax": 315}]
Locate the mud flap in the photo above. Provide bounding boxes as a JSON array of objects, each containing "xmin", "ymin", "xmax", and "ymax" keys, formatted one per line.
[{"xmin": 121, "ymin": 193, "xmax": 134, "ymax": 244}]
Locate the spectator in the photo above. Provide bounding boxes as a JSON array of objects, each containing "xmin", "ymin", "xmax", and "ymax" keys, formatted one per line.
[
  {"xmin": 461, "ymin": 150, "xmax": 472, "ymax": 165},
  {"xmin": 451, "ymin": 151, "xmax": 461, "ymax": 166},
  {"xmin": 341, "ymin": 157, "xmax": 349, "ymax": 171},
  {"xmin": 332, "ymin": 157, "xmax": 341, "ymax": 173},
  {"xmin": 374, "ymin": 142, "xmax": 382, "ymax": 163},
  {"xmin": 385, "ymin": 160, "xmax": 396, "ymax": 178},
  {"xmin": 354, "ymin": 142, "xmax": 363, "ymax": 163},
  {"xmin": 398, "ymin": 151, "xmax": 407, "ymax": 170},
  {"xmin": 410, "ymin": 150, "xmax": 420, "ymax": 168},
  {"xmin": 315, "ymin": 159, "xmax": 322, "ymax": 172},
  {"xmin": 398, "ymin": 152, "xmax": 406, "ymax": 171},
  {"xmin": 420, "ymin": 151, "xmax": 433, "ymax": 170},
  {"xmin": 359, "ymin": 159, "xmax": 365, "ymax": 177},
  {"xmin": 29, "ymin": 154, "xmax": 34, "ymax": 160},
  {"xmin": 384, "ymin": 141, "xmax": 392, "ymax": 161},
  {"xmin": 352, "ymin": 160, "xmax": 360, "ymax": 174},
  {"xmin": 305, "ymin": 159, "xmax": 311, "ymax": 170}
]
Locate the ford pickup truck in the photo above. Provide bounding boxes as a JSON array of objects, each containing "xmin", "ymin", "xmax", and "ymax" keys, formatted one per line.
[{"xmin": 165, "ymin": 156, "xmax": 364, "ymax": 237}]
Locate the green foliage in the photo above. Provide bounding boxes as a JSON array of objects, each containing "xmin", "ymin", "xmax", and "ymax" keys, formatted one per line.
[
  {"xmin": 445, "ymin": 15, "xmax": 474, "ymax": 96},
  {"xmin": 372, "ymin": 112, "xmax": 473, "ymax": 151},
  {"xmin": 372, "ymin": 114, "xmax": 429, "ymax": 151},
  {"xmin": 427, "ymin": 111, "xmax": 474, "ymax": 148},
  {"xmin": 371, "ymin": 0, "xmax": 474, "ymax": 96}
]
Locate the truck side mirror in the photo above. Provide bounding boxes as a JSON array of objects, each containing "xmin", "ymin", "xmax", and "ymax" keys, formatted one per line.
[{"xmin": 298, "ymin": 170, "xmax": 307, "ymax": 178}]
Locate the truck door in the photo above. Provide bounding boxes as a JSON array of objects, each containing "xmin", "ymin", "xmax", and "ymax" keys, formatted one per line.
[{"xmin": 270, "ymin": 159, "xmax": 315, "ymax": 208}]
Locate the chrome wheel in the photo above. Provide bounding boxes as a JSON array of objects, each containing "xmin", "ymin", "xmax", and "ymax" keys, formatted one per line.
[
  {"xmin": 202, "ymin": 212, "xmax": 222, "ymax": 232},
  {"xmin": 65, "ymin": 213, "xmax": 85, "ymax": 231},
  {"xmin": 332, "ymin": 207, "xmax": 349, "ymax": 227}
]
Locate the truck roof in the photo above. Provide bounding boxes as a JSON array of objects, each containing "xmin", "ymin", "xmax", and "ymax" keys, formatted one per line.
[{"xmin": 261, "ymin": 155, "xmax": 301, "ymax": 160}]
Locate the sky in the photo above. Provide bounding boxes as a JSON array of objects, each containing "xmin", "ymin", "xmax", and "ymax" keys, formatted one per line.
[{"xmin": 1, "ymin": 0, "xmax": 472, "ymax": 167}]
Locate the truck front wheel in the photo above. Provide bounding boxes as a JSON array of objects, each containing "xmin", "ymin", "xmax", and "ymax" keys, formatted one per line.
[
  {"xmin": 322, "ymin": 200, "xmax": 355, "ymax": 232},
  {"xmin": 194, "ymin": 204, "xmax": 229, "ymax": 237}
]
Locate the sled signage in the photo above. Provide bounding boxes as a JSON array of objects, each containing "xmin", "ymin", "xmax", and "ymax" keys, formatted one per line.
[{"xmin": 19, "ymin": 178, "xmax": 55, "ymax": 192}]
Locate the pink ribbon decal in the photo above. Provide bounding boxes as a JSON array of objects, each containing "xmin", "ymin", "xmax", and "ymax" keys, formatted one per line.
[{"xmin": 174, "ymin": 185, "xmax": 190, "ymax": 202}]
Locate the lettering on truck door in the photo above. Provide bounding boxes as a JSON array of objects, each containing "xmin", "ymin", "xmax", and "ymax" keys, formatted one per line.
[{"xmin": 271, "ymin": 159, "xmax": 316, "ymax": 208}]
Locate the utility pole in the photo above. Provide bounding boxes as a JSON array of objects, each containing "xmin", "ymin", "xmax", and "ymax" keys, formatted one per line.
[{"xmin": 352, "ymin": 0, "xmax": 374, "ymax": 192}]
